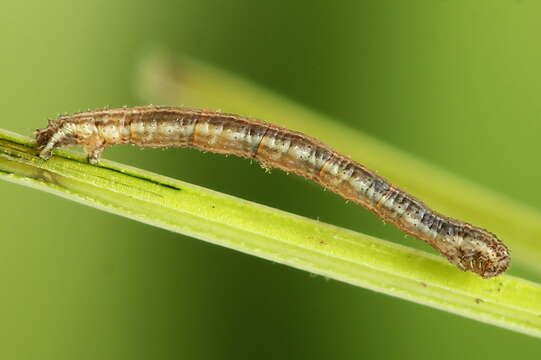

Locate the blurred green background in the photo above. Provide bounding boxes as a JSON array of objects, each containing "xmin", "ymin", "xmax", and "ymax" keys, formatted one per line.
[{"xmin": 1, "ymin": 0, "xmax": 541, "ymax": 358}]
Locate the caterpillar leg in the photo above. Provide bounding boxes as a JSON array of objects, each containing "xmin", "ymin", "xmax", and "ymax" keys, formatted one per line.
[
  {"xmin": 84, "ymin": 145, "xmax": 104, "ymax": 165},
  {"xmin": 35, "ymin": 127, "xmax": 59, "ymax": 160}
]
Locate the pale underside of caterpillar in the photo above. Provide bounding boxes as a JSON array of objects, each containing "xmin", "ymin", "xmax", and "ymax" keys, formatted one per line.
[{"xmin": 35, "ymin": 106, "xmax": 510, "ymax": 278}]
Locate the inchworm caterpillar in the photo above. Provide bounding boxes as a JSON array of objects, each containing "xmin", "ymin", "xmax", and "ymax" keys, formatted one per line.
[{"xmin": 36, "ymin": 106, "xmax": 510, "ymax": 278}]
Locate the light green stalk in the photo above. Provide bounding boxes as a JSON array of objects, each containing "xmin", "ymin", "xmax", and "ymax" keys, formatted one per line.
[{"xmin": 1, "ymin": 129, "xmax": 541, "ymax": 338}]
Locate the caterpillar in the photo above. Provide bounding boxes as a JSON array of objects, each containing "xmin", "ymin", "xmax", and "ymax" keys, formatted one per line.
[{"xmin": 35, "ymin": 105, "xmax": 510, "ymax": 278}]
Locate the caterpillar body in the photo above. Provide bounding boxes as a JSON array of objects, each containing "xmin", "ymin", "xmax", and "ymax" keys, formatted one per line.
[{"xmin": 36, "ymin": 106, "xmax": 510, "ymax": 278}]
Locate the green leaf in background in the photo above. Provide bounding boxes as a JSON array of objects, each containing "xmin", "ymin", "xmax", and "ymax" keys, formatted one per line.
[{"xmin": 139, "ymin": 53, "xmax": 541, "ymax": 276}]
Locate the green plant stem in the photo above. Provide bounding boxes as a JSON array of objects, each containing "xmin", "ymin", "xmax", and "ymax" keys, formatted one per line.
[{"xmin": 1, "ymin": 130, "xmax": 541, "ymax": 338}]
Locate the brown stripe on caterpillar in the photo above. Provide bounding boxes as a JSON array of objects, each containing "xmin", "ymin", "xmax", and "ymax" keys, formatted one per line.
[{"xmin": 35, "ymin": 105, "xmax": 510, "ymax": 278}]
